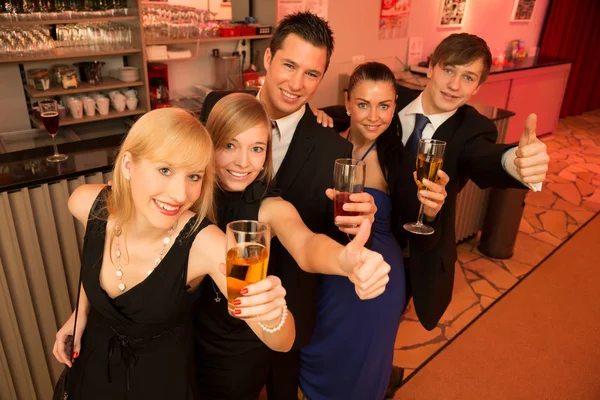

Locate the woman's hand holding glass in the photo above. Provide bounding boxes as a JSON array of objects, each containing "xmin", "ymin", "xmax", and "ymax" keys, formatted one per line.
[
  {"xmin": 227, "ymin": 271, "xmax": 287, "ymax": 323},
  {"xmin": 337, "ymin": 219, "xmax": 391, "ymax": 300},
  {"xmin": 325, "ymin": 188, "xmax": 377, "ymax": 235},
  {"xmin": 414, "ymin": 169, "xmax": 449, "ymax": 220}
]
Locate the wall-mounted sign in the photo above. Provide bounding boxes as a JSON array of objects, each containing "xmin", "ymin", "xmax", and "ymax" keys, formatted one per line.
[
  {"xmin": 438, "ymin": 0, "xmax": 468, "ymax": 29},
  {"xmin": 379, "ymin": 0, "xmax": 411, "ymax": 40},
  {"xmin": 511, "ymin": 0, "xmax": 536, "ymax": 22}
]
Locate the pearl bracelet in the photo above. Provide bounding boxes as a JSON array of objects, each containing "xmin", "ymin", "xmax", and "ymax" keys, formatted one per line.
[{"xmin": 258, "ymin": 305, "xmax": 288, "ymax": 333}]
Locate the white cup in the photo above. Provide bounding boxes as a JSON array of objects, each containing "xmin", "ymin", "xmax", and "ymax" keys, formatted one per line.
[
  {"xmin": 83, "ymin": 98, "xmax": 96, "ymax": 117},
  {"xmin": 108, "ymin": 90, "xmax": 121, "ymax": 101},
  {"xmin": 112, "ymin": 96, "xmax": 126, "ymax": 112},
  {"xmin": 68, "ymin": 99, "xmax": 83, "ymax": 119},
  {"xmin": 122, "ymin": 89, "xmax": 138, "ymax": 98},
  {"xmin": 96, "ymin": 97, "xmax": 110, "ymax": 115},
  {"xmin": 126, "ymin": 97, "xmax": 138, "ymax": 111}
]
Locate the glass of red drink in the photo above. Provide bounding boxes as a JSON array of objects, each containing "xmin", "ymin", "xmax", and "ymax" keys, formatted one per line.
[
  {"xmin": 333, "ymin": 158, "xmax": 366, "ymax": 228},
  {"xmin": 39, "ymin": 99, "xmax": 68, "ymax": 163}
]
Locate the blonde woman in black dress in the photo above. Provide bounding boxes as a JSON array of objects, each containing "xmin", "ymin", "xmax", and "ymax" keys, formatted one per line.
[{"xmin": 52, "ymin": 108, "xmax": 293, "ymax": 399}]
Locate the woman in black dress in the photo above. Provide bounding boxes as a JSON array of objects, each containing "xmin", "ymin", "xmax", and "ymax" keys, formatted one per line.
[
  {"xmin": 194, "ymin": 93, "xmax": 392, "ymax": 399},
  {"xmin": 52, "ymin": 108, "xmax": 294, "ymax": 399}
]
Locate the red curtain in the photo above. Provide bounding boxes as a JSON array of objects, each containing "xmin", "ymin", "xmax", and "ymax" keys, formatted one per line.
[{"xmin": 539, "ymin": 0, "xmax": 600, "ymax": 117}]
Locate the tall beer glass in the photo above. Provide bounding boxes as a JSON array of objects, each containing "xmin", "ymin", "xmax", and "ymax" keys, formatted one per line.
[
  {"xmin": 225, "ymin": 220, "xmax": 271, "ymax": 312},
  {"xmin": 403, "ymin": 139, "xmax": 446, "ymax": 235},
  {"xmin": 333, "ymin": 158, "xmax": 366, "ymax": 228}
]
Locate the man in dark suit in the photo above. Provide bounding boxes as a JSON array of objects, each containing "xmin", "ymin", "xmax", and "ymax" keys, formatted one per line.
[
  {"xmin": 316, "ymin": 33, "xmax": 549, "ymax": 397},
  {"xmin": 396, "ymin": 33, "xmax": 548, "ymax": 330},
  {"xmin": 194, "ymin": 12, "xmax": 379, "ymax": 399}
]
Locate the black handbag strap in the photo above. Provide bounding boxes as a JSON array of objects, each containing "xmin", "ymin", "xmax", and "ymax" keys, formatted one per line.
[{"xmin": 68, "ymin": 186, "xmax": 107, "ymax": 363}]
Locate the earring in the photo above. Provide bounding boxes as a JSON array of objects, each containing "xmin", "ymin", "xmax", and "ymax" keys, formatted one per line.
[
  {"xmin": 346, "ymin": 110, "xmax": 351, "ymax": 116},
  {"xmin": 125, "ymin": 175, "xmax": 130, "ymax": 181}
]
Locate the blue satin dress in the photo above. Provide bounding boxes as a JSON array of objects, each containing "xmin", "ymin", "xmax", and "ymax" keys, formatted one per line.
[{"xmin": 299, "ymin": 142, "xmax": 406, "ymax": 399}]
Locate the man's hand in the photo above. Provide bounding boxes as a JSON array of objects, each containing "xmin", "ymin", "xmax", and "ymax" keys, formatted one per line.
[
  {"xmin": 325, "ymin": 189, "xmax": 377, "ymax": 235},
  {"xmin": 514, "ymin": 114, "xmax": 549, "ymax": 185},
  {"xmin": 414, "ymin": 169, "xmax": 449, "ymax": 219},
  {"xmin": 339, "ymin": 220, "xmax": 390, "ymax": 300},
  {"xmin": 309, "ymin": 104, "xmax": 334, "ymax": 128}
]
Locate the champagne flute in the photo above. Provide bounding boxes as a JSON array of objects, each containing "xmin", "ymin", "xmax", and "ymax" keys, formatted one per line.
[
  {"xmin": 39, "ymin": 99, "xmax": 68, "ymax": 163},
  {"xmin": 404, "ymin": 139, "xmax": 446, "ymax": 235},
  {"xmin": 333, "ymin": 158, "xmax": 366, "ymax": 229},
  {"xmin": 225, "ymin": 220, "xmax": 271, "ymax": 313}
]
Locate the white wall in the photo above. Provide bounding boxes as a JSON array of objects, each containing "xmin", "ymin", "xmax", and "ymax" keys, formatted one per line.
[{"xmin": 312, "ymin": 0, "xmax": 550, "ymax": 107}]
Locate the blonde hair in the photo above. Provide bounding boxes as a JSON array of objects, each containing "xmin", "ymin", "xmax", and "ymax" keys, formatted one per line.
[
  {"xmin": 108, "ymin": 107, "xmax": 215, "ymax": 235},
  {"xmin": 206, "ymin": 93, "xmax": 273, "ymax": 184}
]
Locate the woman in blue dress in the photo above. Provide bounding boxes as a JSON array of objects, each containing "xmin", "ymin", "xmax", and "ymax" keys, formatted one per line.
[{"xmin": 300, "ymin": 62, "xmax": 449, "ymax": 399}]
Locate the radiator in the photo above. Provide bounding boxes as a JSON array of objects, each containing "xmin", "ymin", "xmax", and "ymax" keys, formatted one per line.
[{"xmin": 0, "ymin": 171, "xmax": 112, "ymax": 400}]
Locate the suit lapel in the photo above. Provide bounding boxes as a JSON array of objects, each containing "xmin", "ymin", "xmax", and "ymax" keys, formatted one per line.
[
  {"xmin": 273, "ymin": 105, "xmax": 316, "ymax": 193},
  {"xmin": 432, "ymin": 107, "xmax": 463, "ymax": 143}
]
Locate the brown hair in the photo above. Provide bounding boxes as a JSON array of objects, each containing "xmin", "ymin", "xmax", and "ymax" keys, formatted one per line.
[
  {"xmin": 348, "ymin": 62, "xmax": 397, "ymax": 95},
  {"xmin": 108, "ymin": 108, "xmax": 215, "ymax": 235},
  {"xmin": 430, "ymin": 33, "xmax": 492, "ymax": 84},
  {"xmin": 270, "ymin": 11, "xmax": 335, "ymax": 72},
  {"xmin": 206, "ymin": 93, "xmax": 273, "ymax": 184}
]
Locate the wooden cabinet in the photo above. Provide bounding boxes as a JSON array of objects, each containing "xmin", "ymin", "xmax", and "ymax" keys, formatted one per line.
[
  {"xmin": 470, "ymin": 62, "xmax": 571, "ymax": 143},
  {"xmin": 0, "ymin": 2, "xmax": 150, "ymax": 130}
]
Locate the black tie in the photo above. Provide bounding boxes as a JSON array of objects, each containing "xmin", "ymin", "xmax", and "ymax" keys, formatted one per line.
[{"xmin": 406, "ymin": 114, "xmax": 430, "ymax": 155}]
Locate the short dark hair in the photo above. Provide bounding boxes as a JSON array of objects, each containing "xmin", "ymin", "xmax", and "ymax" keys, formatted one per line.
[
  {"xmin": 348, "ymin": 62, "xmax": 397, "ymax": 94},
  {"xmin": 430, "ymin": 33, "xmax": 492, "ymax": 84},
  {"xmin": 270, "ymin": 11, "xmax": 335, "ymax": 71}
]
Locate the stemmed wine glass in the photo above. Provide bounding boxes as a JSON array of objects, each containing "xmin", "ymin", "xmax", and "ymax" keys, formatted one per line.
[
  {"xmin": 403, "ymin": 139, "xmax": 446, "ymax": 235},
  {"xmin": 39, "ymin": 99, "xmax": 68, "ymax": 162}
]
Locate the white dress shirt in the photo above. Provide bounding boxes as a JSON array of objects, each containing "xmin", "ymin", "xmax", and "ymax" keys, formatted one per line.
[
  {"xmin": 398, "ymin": 94, "xmax": 541, "ymax": 191},
  {"xmin": 257, "ymin": 91, "xmax": 306, "ymax": 174}
]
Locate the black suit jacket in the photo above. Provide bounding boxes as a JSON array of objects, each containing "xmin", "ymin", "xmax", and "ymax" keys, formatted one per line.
[
  {"xmin": 323, "ymin": 84, "xmax": 524, "ymax": 330},
  {"xmin": 270, "ymin": 105, "xmax": 353, "ymax": 347}
]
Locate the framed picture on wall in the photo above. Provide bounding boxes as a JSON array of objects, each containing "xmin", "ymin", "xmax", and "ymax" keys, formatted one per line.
[
  {"xmin": 511, "ymin": 0, "xmax": 536, "ymax": 22},
  {"xmin": 438, "ymin": 0, "xmax": 468, "ymax": 28}
]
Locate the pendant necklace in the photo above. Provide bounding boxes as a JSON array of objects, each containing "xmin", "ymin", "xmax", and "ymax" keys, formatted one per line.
[
  {"xmin": 211, "ymin": 280, "xmax": 222, "ymax": 302},
  {"xmin": 113, "ymin": 222, "xmax": 177, "ymax": 292}
]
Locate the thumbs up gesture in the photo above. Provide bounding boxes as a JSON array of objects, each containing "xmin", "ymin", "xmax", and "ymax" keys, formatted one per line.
[
  {"xmin": 338, "ymin": 219, "xmax": 391, "ymax": 300},
  {"xmin": 514, "ymin": 113, "xmax": 549, "ymax": 185}
]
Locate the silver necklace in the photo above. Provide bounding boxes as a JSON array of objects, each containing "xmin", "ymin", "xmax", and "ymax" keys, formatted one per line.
[
  {"xmin": 113, "ymin": 222, "xmax": 177, "ymax": 292},
  {"xmin": 211, "ymin": 279, "xmax": 221, "ymax": 302}
]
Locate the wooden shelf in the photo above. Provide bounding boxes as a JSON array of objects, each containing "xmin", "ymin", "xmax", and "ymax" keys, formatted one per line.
[
  {"xmin": 0, "ymin": 46, "xmax": 142, "ymax": 64},
  {"xmin": 145, "ymin": 35, "xmax": 272, "ymax": 46},
  {"xmin": 0, "ymin": 15, "xmax": 137, "ymax": 26},
  {"xmin": 25, "ymin": 78, "xmax": 144, "ymax": 98},
  {"xmin": 146, "ymin": 57, "xmax": 195, "ymax": 63},
  {"xmin": 30, "ymin": 108, "xmax": 146, "ymax": 127}
]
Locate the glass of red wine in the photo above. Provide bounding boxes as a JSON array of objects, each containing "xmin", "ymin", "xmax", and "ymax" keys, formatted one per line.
[
  {"xmin": 333, "ymin": 158, "xmax": 366, "ymax": 229},
  {"xmin": 39, "ymin": 100, "xmax": 68, "ymax": 163}
]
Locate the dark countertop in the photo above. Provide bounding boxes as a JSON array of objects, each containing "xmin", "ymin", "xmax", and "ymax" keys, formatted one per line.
[
  {"xmin": 0, "ymin": 134, "xmax": 123, "ymax": 193},
  {"xmin": 489, "ymin": 55, "xmax": 572, "ymax": 74},
  {"xmin": 468, "ymin": 101, "xmax": 515, "ymax": 121}
]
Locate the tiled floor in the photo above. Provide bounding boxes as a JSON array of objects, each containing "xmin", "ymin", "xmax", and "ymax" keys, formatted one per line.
[{"xmin": 392, "ymin": 108, "xmax": 600, "ymax": 391}]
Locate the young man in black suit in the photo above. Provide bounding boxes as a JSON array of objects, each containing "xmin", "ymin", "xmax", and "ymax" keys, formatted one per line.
[
  {"xmin": 316, "ymin": 33, "xmax": 549, "ymax": 396},
  {"xmin": 193, "ymin": 12, "xmax": 381, "ymax": 399}
]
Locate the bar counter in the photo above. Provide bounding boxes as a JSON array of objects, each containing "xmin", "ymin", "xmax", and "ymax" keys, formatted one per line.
[{"xmin": 0, "ymin": 134, "xmax": 122, "ymax": 193}]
